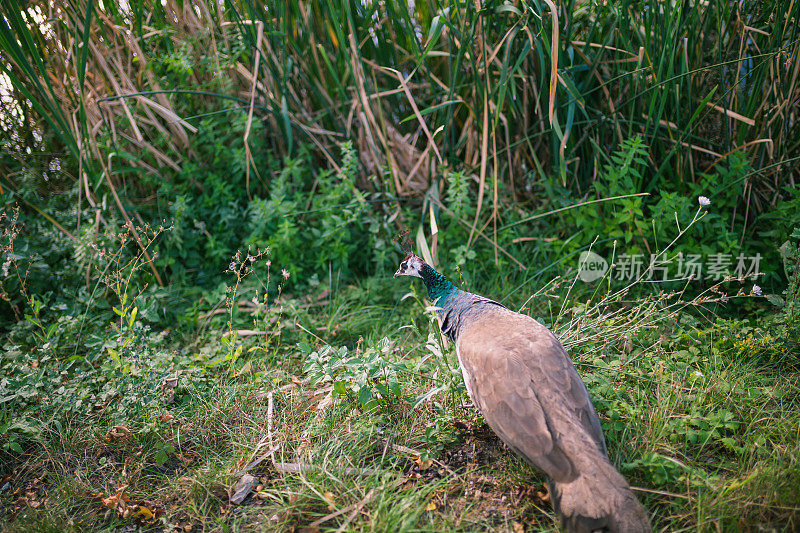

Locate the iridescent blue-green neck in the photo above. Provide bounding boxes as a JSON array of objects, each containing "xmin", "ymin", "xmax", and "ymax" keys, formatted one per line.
[{"xmin": 421, "ymin": 264, "xmax": 456, "ymax": 302}]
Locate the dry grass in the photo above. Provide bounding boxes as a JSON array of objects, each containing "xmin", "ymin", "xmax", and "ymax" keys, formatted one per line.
[{"xmin": 2, "ymin": 1, "xmax": 798, "ymax": 250}]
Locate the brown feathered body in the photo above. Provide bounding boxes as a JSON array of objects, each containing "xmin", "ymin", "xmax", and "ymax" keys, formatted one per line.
[
  {"xmin": 396, "ymin": 257, "xmax": 651, "ymax": 533},
  {"xmin": 451, "ymin": 301, "xmax": 650, "ymax": 532}
]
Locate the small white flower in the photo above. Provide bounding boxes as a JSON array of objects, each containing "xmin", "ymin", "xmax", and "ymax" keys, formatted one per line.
[
  {"xmin": 281, "ymin": 269, "xmax": 290, "ymax": 279},
  {"xmin": 693, "ymin": 370, "xmax": 703, "ymax": 378},
  {"xmin": 228, "ymin": 261, "xmax": 236, "ymax": 271},
  {"xmin": 265, "ymin": 260, "xmax": 272, "ymax": 267},
  {"xmin": 698, "ymin": 196, "xmax": 711, "ymax": 206},
  {"xmin": 752, "ymin": 284, "xmax": 762, "ymax": 296}
]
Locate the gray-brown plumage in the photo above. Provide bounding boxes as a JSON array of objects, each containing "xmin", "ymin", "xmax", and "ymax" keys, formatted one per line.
[{"xmin": 395, "ymin": 254, "xmax": 650, "ymax": 533}]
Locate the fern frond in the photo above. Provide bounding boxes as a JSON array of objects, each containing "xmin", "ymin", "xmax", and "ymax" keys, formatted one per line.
[
  {"xmin": 602, "ymin": 135, "xmax": 649, "ymax": 191},
  {"xmin": 446, "ymin": 170, "xmax": 470, "ymax": 218}
]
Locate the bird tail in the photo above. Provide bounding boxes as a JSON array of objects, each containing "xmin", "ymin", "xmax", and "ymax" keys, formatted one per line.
[{"xmin": 549, "ymin": 457, "xmax": 651, "ymax": 533}]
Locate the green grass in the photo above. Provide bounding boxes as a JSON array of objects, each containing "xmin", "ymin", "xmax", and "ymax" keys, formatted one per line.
[
  {"xmin": 2, "ymin": 273, "xmax": 799, "ymax": 532},
  {"xmin": 1, "ymin": 0, "xmax": 799, "ymax": 530},
  {"xmin": 2, "ymin": 0, "xmax": 798, "ymax": 251}
]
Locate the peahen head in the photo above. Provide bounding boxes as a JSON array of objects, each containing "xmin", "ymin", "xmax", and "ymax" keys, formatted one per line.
[
  {"xmin": 393, "ymin": 253, "xmax": 425, "ymax": 278},
  {"xmin": 394, "ymin": 253, "xmax": 456, "ymax": 302}
]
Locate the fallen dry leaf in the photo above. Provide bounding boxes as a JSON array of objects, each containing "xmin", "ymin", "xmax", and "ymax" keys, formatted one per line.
[
  {"xmin": 93, "ymin": 486, "xmax": 162, "ymax": 522},
  {"xmin": 99, "ymin": 486, "xmax": 129, "ymax": 511},
  {"xmin": 425, "ymin": 501, "xmax": 437, "ymax": 511},
  {"xmin": 415, "ymin": 457, "xmax": 434, "ymax": 470},
  {"xmin": 131, "ymin": 505, "xmax": 155, "ymax": 521},
  {"xmin": 512, "ymin": 521, "xmax": 525, "ymax": 533},
  {"xmin": 229, "ymin": 474, "xmax": 257, "ymax": 504},
  {"xmin": 323, "ymin": 491, "xmax": 335, "ymax": 511},
  {"xmin": 162, "ymin": 374, "xmax": 179, "ymax": 405},
  {"xmin": 107, "ymin": 425, "xmax": 132, "ymax": 440}
]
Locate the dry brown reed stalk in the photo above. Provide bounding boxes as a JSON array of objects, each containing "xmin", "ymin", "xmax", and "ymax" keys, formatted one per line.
[
  {"xmin": 96, "ymin": 153, "xmax": 164, "ymax": 286},
  {"xmin": 56, "ymin": 4, "xmax": 196, "ymax": 174},
  {"xmin": 3, "ymin": 0, "xmax": 798, "ymax": 261},
  {"xmin": 244, "ymin": 20, "xmax": 264, "ymax": 199}
]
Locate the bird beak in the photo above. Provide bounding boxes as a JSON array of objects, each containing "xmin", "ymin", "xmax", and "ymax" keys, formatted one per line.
[{"xmin": 393, "ymin": 268, "xmax": 403, "ymax": 278}]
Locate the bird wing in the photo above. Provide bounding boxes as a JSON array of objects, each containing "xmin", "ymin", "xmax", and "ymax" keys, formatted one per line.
[{"xmin": 455, "ymin": 307, "xmax": 606, "ymax": 483}]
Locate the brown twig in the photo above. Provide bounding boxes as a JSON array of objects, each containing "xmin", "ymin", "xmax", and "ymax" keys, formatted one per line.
[
  {"xmin": 335, "ymin": 488, "xmax": 377, "ymax": 533},
  {"xmin": 309, "ymin": 490, "xmax": 375, "ymax": 528}
]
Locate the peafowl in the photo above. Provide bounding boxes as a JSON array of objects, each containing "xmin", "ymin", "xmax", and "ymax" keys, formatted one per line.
[{"xmin": 395, "ymin": 253, "xmax": 651, "ymax": 533}]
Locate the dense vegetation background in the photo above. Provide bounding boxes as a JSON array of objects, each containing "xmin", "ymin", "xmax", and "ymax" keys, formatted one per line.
[{"xmin": 1, "ymin": 0, "xmax": 799, "ymax": 531}]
